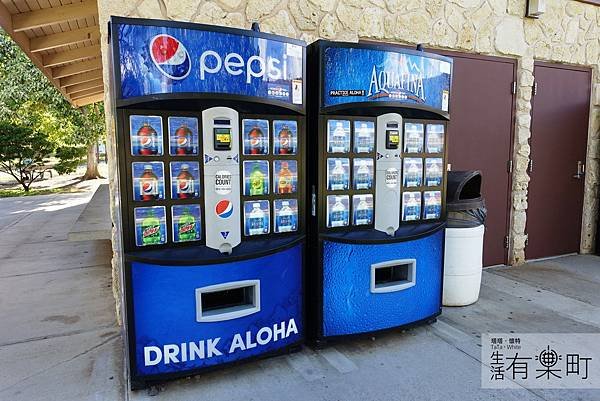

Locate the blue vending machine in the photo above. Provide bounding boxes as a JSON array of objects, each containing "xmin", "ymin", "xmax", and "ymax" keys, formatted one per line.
[
  {"xmin": 306, "ymin": 41, "xmax": 453, "ymax": 342},
  {"xmin": 109, "ymin": 17, "xmax": 306, "ymax": 388}
]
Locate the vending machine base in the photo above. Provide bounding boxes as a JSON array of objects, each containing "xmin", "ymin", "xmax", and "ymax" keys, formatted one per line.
[
  {"xmin": 123, "ymin": 239, "xmax": 304, "ymax": 389},
  {"xmin": 312, "ymin": 224, "xmax": 444, "ymax": 342}
]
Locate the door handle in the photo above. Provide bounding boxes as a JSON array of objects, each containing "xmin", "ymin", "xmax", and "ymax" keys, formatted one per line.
[{"xmin": 573, "ymin": 161, "xmax": 585, "ymax": 179}]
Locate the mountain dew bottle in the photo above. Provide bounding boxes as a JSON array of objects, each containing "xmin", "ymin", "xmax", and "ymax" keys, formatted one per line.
[
  {"xmin": 249, "ymin": 164, "xmax": 265, "ymax": 195},
  {"xmin": 177, "ymin": 208, "xmax": 197, "ymax": 242},
  {"xmin": 141, "ymin": 211, "xmax": 162, "ymax": 245}
]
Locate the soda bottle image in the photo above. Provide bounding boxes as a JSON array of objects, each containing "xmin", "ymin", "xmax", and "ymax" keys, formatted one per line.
[
  {"xmin": 329, "ymin": 197, "xmax": 348, "ymax": 227},
  {"xmin": 249, "ymin": 163, "xmax": 265, "ymax": 195},
  {"xmin": 278, "ymin": 125, "xmax": 292, "ymax": 154},
  {"xmin": 175, "ymin": 124, "xmax": 193, "ymax": 155},
  {"xmin": 177, "ymin": 208, "xmax": 197, "ymax": 241},
  {"xmin": 141, "ymin": 211, "xmax": 162, "ymax": 245},
  {"xmin": 137, "ymin": 122, "xmax": 158, "ymax": 155},
  {"xmin": 176, "ymin": 164, "xmax": 195, "ymax": 199},
  {"xmin": 277, "ymin": 201, "xmax": 295, "ymax": 232},
  {"xmin": 404, "ymin": 193, "xmax": 420, "ymax": 221},
  {"xmin": 140, "ymin": 164, "xmax": 159, "ymax": 201},
  {"xmin": 330, "ymin": 159, "xmax": 347, "ymax": 190},
  {"xmin": 248, "ymin": 203, "xmax": 266, "ymax": 235},
  {"xmin": 278, "ymin": 161, "xmax": 293, "ymax": 193},
  {"xmin": 248, "ymin": 126, "xmax": 265, "ymax": 155},
  {"xmin": 354, "ymin": 196, "xmax": 372, "ymax": 225},
  {"xmin": 356, "ymin": 122, "xmax": 372, "ymax": 153},
  {"xmin": 331, "ymin": 121, "xmax": 348, "ymax": 153},
  {"xmin": 355, "ymin": 160, "xmax": 371, "ymax": 190}
]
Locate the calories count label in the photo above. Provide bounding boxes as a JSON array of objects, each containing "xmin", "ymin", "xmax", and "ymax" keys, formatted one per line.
[
  {"xmin": 385, "ymin": 168, "xmax": 399, "ymax": 188},
  {"xmin": 215, "ymin": 170, "xmax": 232, "ymax": 195}
]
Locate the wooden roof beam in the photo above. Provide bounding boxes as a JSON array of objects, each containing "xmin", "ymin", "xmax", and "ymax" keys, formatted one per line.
[
  {"xmin": 73, "ymin": 92, "xmax": 104, "ymax": 107},
  {"xmin": 70, "ymin": 87, "xmax": 104, "ymax": 100},
  {"xmin": 66, "ymin": 78, "xmax": 103, "ymax": 95},
  {"xmin": 30, "ymin": 26, "xmax": 100, "ymax": 53},
  {"xmin": 12, "ymin": 0, "xmax": 98, "ymax": 32},
  {"xmin": 42, "ymin": 44, "xmax": 100, "ymax": 68},
  {"xmin": 59, "ymin": 69, "xmax": 103, "ymax": 88},
  {"xmin": 51, "ymin": 58, "xmax": 102, "ymax": 79}
]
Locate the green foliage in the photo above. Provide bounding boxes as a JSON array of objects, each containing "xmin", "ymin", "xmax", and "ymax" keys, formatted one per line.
[
  {"xmin": 0, "ymin": 29, "xmax": 105, "ymax": 174},
  {"xmin": 0, "ymin": 121, "xmax": 54, "ymax": 191}
]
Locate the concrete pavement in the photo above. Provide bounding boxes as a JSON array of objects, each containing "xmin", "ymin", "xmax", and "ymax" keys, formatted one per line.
[
  {"xmin": 1, "ymin": 187, "xmax": 600, "ymax": 400},
  {"xmin": 0, "ymin": 185, "xmax": 123, "ymax": 401}
]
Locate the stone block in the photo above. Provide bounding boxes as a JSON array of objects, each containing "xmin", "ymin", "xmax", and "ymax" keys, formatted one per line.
[{"xmin": 495, "ymin": 17, "xmax": 527, "ymax": 56}]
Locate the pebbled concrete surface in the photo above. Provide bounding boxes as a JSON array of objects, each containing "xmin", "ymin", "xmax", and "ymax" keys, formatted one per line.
[{"xmin": 1, "ymin": 188, "xmax": 600, "ymax": 400}]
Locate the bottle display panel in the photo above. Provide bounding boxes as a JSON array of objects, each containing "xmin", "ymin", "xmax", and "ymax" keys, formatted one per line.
[
  {"xmin": 242, "ymin": 119, "xmax": 269, "ymax": 156},
  {"xmin": 274, "ymin": 199, "xmax": 298, "ymax": 233},
  {"xmin": 130, "ymin": 115, "xmax": 163, "ymax": 156},
  {"xmin": 353, "ymin": 158, "xmax": 374, "ymax": 190},
  {"xmin": 424, "ymin": 158, "xmax": 443, "ymax": 187},
  {"xmin": 425, "ymin": 124, "xmax": 445, "ymax": 154},
  {"xmin": 134, "ymin": 206, "xmax": 167, "ymax": 246},
  {"xmin": 401, "ymin": 191, "xmax": 422, "ymax": 222},
  {"xmin": 402, "ymin": 158, "xmax": 423, "ymax": 188},
  {"xmin": 326, "ymin": 195, "xmax": 350, "ymax": 228},
  {"xmin": 168, "ymin": 116, "xmax": 198, "ymax": 156},
  {"xmin": 403, "ymin": 123, "xmax": 424, "ymax": 154},
  {"xmin": 170, "ymin": 161, "xmax": 200, "ymax": 199},
  {"xmin": 327, "ymin": 120, "xmax": 351, "ymax": 154},
  {"xmin": 244, "ymin": 200, "xmax": 271, "ymax": 236},
  {"xmin": 243, "ymin": 160, "xmax": 270, "ymax": 196},
  {"xmin": 171, "ymin": 204, "xmax": 202, "ymax": 243},
  {"xmin": 423, "ymin": 191, "xmax": 442, "ymax": 220},
  {"xmin": 353, "ymin": 121, "xmax": 375, "ymax": 153},
  {"xmin": 273, "ymin": 160, "xmax": 298, "ymax": 194},
  {"xmin": 327, "ymin": 158, "xmax": 350, "ymax": 191},
  {"xmin": 273, "ymin": 120, "xmax": 298, "ymax": 155},
  {"xmin": 352, "ymin": 194, "xmax": 374, "ymax": 226},
  {"xmin": 132, "ymin": 161, "xmax": 165, "ymax": 201}
]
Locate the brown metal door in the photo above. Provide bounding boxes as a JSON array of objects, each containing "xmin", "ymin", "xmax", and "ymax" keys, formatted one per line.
[
  {"xmin": 444, "ymin": 52, "xmax": 516, "ymax": 266},
  {"xmin": 526, "ymin": 63, "xmax": 591, "ymax": 259}
]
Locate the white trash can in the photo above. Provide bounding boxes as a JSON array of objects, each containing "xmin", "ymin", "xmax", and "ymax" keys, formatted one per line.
[{"xmin": 443, "ymin": 225, "xmax": 485, "ymax": 306}]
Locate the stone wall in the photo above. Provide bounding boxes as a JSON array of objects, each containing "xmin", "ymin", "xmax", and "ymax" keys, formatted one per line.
[{"xmin": 97, "ymin": 0, "xmax": 600, "ymax": 319}]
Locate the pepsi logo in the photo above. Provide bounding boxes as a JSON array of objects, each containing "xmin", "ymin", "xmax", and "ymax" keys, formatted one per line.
[
  {"xmin": 140, "ymin": 136, "xmax": 153, "ymax": 148},
  {"xmin": 178, "ymin": 179, "xmax": 190, "ymax": 192},
  {"xmin": 149, "ymin": 34, "xmax": 191, "ymax": 80},
  {"xmin": 215, "ymin": 200, "xmax": 233, "ymax": 219},
  {"xmin": 176, "ymin": 136, "xmax": 188, "ymax": 147},
  {"xmin": 142, "ymin": 181, "xmax": 154, "ymax": 194}
]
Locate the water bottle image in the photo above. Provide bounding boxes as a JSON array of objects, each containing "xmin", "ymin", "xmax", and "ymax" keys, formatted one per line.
[
  {"xmin": 354, "ymin": 159, "xmax": 372, "ymax": 190},
  {"xmin": 353, "ymin": 195, "xmax": 373, "ymax": 226},
  {"xmin": 355, "ymin": 122, "xmax": 374, "ymax": 153},
  {"xmin": 248, "ymin": 203, "xmax": 267, "ymax": 235},
  {"xmin": 330, "ymin": 121, "xmax": 349, "ymax": 153},
  {"xmin": 329, "ymin": 196, "xmax": 348, "ymax": 227},
  {"xmin": 423, "ymin": 191, "xmax": 441, "ymax": 219},
  {"xmin": 329, "ymin": 159, "xmax": 348, "ymax": 190},
  {"xmin": 403, "ymin": 158, "xmax": 423, "ymax": 187},
  {"xmin": 402, "ymin": 192, "xmax": 421, "ymax": 221},
  {"xmin": 277, "ymin": 201, "xmax": 295, "ymax": 232}
]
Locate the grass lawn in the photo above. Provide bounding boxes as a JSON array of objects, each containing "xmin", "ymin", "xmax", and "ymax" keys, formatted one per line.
[{"xmin": 0, "ymin": 186, "xmax": 82, "ymax": 198}]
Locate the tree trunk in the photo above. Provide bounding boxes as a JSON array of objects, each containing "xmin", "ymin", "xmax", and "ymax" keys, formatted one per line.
[{"xmin": 83, "ymin": 142, "xmax": 101, "ymax": 180}]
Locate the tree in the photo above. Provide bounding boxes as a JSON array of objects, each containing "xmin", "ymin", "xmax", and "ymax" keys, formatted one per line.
[
  {"xmin": 0, "ymin": 122, "xmax": 54, "ymax": 192},
  {"xmin": 0, "ymin": 29, "xmax": 105, "ymax": 180}
]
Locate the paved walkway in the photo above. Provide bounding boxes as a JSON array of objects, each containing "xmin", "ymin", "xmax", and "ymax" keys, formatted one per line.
[
  {"xmin": 0, "ymin": 185, "xmax": 123, "ymax": 401},
  {"xmin": 1, "ymin": 188, "xmax": 599, "ymax": 400}
]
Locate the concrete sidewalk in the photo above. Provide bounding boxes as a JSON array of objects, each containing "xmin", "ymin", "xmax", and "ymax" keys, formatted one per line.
[
  {"xmin": 1, "ymin": 187, "xmax": 600, "ymax": 401},
  {"xmin": 0, "ymin": 186, "xmax": 124, "ymax": 401}
]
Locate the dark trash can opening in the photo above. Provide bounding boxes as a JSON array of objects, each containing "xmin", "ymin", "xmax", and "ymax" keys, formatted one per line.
[{"xmin": 446, "ymin": 171, "xmax": 486, "ymax": 228}]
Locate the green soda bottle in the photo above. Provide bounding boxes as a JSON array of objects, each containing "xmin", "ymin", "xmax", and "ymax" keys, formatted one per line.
[
  {"xmin": 249, "ymin": 164, "xmax": 264, "ymax": 195},
  {"xmin": 141, "ymin": 211, "xmax": 162, "ymax": 245},
  {"xmin": 177, "ymin": 208, "xmax": 197, "ymax": 242}
]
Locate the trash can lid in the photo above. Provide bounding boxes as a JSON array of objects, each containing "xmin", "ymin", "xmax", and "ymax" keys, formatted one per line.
[{"xmin": 446, "ymin": 170, "xmax": 483, "ymax": 202}]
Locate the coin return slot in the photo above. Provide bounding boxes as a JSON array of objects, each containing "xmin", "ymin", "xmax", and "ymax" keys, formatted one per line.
[
  {"xmin": 196, "ymin": 280, "xmax": 260, "ymax": 322},
  {"xmin": 371, "ymin": 259, "xmax": 416, "ymax": 293}
]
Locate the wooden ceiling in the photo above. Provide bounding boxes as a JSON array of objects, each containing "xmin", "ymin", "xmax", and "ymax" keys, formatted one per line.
[{"xmin": 0, "ymin": 0, "xmax": 103, "ymax": 107}]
